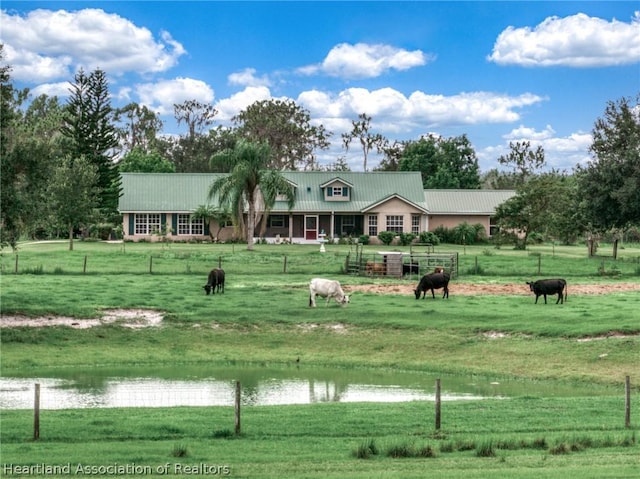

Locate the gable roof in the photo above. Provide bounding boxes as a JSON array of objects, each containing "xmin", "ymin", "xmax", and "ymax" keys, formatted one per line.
[
  {"xmin": 424, "ymin": 189, "xmax": 516, "ymax": 215},
  {"xmin": 118, "ymin": 173, "xmax": 226, "ymax": 212},
  {"xmin": 119, "ymin": 171, "xmax": 428, "ymax": 214},
  {"xmin": 276, "ymin": 171, "xmax": 427, "ymax": 213}
]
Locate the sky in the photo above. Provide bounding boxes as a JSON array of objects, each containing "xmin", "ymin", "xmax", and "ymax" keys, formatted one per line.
[{"xmin": 1, "ymin": 1, "xmax": 639, "ymax": 173}]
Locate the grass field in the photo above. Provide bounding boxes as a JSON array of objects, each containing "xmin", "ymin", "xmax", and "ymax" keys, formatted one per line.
[{"xmin": 1, "ymin": 240, "xmax": 639, "ymax": 478}]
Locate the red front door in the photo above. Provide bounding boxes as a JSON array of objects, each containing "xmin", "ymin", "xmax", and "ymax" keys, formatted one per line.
[{"xmin": 305, "ymin": 216, "xmax": 318, "ymax": 240}]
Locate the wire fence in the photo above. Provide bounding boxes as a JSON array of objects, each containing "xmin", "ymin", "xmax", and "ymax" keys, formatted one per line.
[{"xmin": 2, "ymin": 376, "xmax": 633, "ymax": 441}]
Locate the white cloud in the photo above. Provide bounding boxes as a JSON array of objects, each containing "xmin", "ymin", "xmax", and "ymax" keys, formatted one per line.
[
  {"xmin": 504, "ymin": 124, "xmax": 556, "ymax": 141},
  {"xmin": 30, "ymin": 82, "xmax": 73, "ymax": 99},
  {"xmin": 228, "ymin": 68, "xmax": 271, "ymax": 87},
  {"xmin": 0, "ymin": 8, "xmax": 186, "ymax": 82},
  {"xmin": 299, "ymin": 87, "xmax": 545, "ymax": 132},
  {"xmin": 299, "ymin": 42, "xmax": 431, "ymax": 79},
  {"xmin": 488, "ymin": 12, "xmax": 640, "ymax": 67},
  {"xmin": 214, "ymin": 86, "xmax": 273, "ymax": 121},
  {"xmin": 479, "ymin": 126, "xmax": 592, "ymax": 172},
  {"xmin": 136, "ymin": 78, "xmax": 214, "ymax": 115}
]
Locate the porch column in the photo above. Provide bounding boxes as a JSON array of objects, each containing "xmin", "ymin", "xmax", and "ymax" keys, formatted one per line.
[
  {"xmin": 288, "ymin": 213, "xmax": 293, "ymax": 241},
  {"xmin": 330, "ymin": 211, "xmax": 335, "ymax": 239}
]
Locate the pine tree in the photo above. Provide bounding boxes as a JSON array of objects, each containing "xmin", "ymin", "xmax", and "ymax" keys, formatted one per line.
[{"xmin": 61, "ymin": 69, "xmax": 120, "ymax": 221}]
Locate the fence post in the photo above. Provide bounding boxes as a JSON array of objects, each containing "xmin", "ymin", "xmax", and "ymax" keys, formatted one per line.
[
  {"xmin": 149, "ymin": 256, "xmax": 153, "ymax": 274},
  {"xmin": 283, "ymin": 256, "xmax": 287, "ymax": 274},
  {"xmin": 218, "ymin": 256, "xmax": 222, "ymax": 269},
  {"xmin": 33, "ymin": 383, "xmax": 40, "ymax": 441},
  {"xmin": 15, "ymin": 254, "xmax": 18, "ymax": 274},
  {"xmin": 474, "ymin": 256, "xmax": 478, "ymax": 275},
  {"xmin": 83, "ymin": 255, "xmax": 88, "ymax": 274},
  {"xmin": 537, "ymin": 255, "xmax": 541, "ymax": 275},
  {"xmin": 435, "ymin": 378, "xmax": 441, "ymax": 431},
  {"xmin": 234, "ymin": 381, "xmax": 241, "ymax": 436},
  {"xmin": 625, "ymin": 376, "xmax": 631, "ymax": 428}
]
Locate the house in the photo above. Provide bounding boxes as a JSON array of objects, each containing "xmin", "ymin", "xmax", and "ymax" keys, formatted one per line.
[
  {"xmin": 424, "ymin": 189, "xmax": 516, "ymax": 237},
  {"xmin": 118, "ymin": 172, "xmax": 514, "ymax": 244}
]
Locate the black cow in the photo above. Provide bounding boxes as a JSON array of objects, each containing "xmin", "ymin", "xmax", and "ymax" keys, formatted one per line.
[
  {"xmin": 203, "ymin": 268, "xmax": 225, "ymax": 295},
  {"xmin": 526, "ymin": 278, "xmax": 567, "ymax": 304},
  {"xmin": 402, "ymin": 263, "xmax": 420, "ymax": 276},
  {"xmin": 414, "ymin": 272, "xmax": 450, "ymax": 299}
]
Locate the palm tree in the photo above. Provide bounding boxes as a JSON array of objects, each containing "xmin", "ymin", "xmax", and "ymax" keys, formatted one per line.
[{"xmin": 208, "ymin": 140, "xmax": 295, "ymax": 250}]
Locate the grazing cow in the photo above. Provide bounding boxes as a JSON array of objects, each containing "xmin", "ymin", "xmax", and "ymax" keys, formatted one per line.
[
  {"xmin": 414, "ymin": 272, "xmax": 450, "ymax": 299},
  {"xmin": 433, "ymin": 266, "xmax": 445, "ymax": 274},
  {"xmin": 402, "ymin": 263, "xmax": 420, "ymax": 276},
  {"xmin": 365, "ymin": 261, "xmax": 386, "ymax": 276},
  {"xmin": 203, "ymin": 268, "xmax": 225, "ymax": 295},
  {"xmin": 526, "ymin": 279, "xmax": 567, "ymax": 304},
  {"xmin": 309, "ymin": 278, "xmax": 350, "ymax": 307}
]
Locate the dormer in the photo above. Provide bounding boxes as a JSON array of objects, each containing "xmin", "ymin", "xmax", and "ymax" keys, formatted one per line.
[
  {"xmin": 320, "ymin": 177, "xmax": 353, "ymax": 202},
  {"xmin": 275, "ymin": 178, "xmax": 298, "ymax": 201}
]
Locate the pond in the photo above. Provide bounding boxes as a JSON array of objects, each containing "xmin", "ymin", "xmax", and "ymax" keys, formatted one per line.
[{"xmin": 0, "ymin": 364, "xmax": 617, "ymax": 410}]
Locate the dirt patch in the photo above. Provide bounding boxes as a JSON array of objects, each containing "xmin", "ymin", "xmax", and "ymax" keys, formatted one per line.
[
  {"xmin": 0, "ymin": 309, "xmax": 163, "ymax": 329},
  {"xmin": 346, "ymin": 282, "xmax": 640, "ymax": 296}
]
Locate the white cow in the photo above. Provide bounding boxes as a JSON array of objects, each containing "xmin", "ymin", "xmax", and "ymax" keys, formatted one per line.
[{"xmin": 309, "ymin": 278, "xmax": 350, "ymax": 307}]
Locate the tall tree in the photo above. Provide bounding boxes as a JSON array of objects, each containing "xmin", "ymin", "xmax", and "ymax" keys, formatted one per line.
[
  {"xmin": 480, "ymin": 168, "xmax": 521, "ymax": 190},
  {"xmin": 375, "ymin": 140, "xmax": 405, "ymax": 171},
  {"xmin": 117, "ymin": 148, "xmax": 175, "ymax": 173},
  {"xmin": 0, "ymin": 45, "xmax": 24, "ymax": 248},
  {"xmin": 47, "ymin": 155, "xmax": 99, "ymax": 251},
  {"xmin": 494, "ymin": 171, "xmax": 570, "ymax": 249},
  {"xmin": 1, "ymin": 46, "xmax": 65, "ymax": 247},
  {"xmin": 233, "ymin": 99, "xmax": 331, "ymax": 170},
  {"xmin": 398, "ymin": 134, "xmax": 481, "ymax": 189},
  {"xmin": 61, "ymin": 69, "xmax": 120, "ymax": 221},
  {"xmin": 342, "ymin": 113, "xmax": 386, "ymax": 172},
  {"xmin": 576, "ymin": 95, "xmax": 640, "ymax": 232},
  {"xmin": 208, "ymin": 141, "xmax": 295, "ymax": 250},
  {"xmin": 166, "ymin": 99, "xmax": 218, "ymax": 172},
  {"xmin": 114, "ymin": 102, "xmax": 163, "ymax": 154},
  {"xmin": 497, "ymin": 140, "xmax": 546, "ymax": 185}
]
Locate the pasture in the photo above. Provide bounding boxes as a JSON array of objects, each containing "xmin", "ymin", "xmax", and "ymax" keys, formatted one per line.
[{"xmin": 1, "ymin": 241, "xmax": 639, "ymax": 478}]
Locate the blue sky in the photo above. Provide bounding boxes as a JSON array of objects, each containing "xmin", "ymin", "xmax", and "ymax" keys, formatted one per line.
[{"xmin": 1, "ymin": 1, "xmax": 638, "ymax": 172}]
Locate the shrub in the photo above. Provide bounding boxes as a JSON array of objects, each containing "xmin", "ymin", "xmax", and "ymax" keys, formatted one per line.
[
  {"xmin": 377, "ymin": 231, "xmax": 396, "ymax": 245},
  {"xmin": 398, "ymin": 232, "xmax": 416, "ymax": 246},
  {"xmin": 417, "ymin": 445, "xmax": 437, "ymax": 458},
  {"xmin": 418, "ymin": 231, "xmax": 440, "ymax": 245},
  {"xmin": 385, "ymin": 442, "xmax": 415, "ymax": 458},
  {"xmin": 353, "ymin": 439, "xmax": 378, "ymax": 459},
  {"xmin": 358, "ymin": 234, "xmax": 370, "ymax": 245},
  {"xmin": 475, "ymin": 440, "xmax": 495, "ymax": 457},
  {"xmin": 171, "ymin": 443, "xmax": 189, "ymax": 457}
]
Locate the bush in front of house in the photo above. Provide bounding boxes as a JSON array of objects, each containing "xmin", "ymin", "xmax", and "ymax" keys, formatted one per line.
[
  {"xmin": 398, "ymin": 232, "xmax": 416, "ymax": 246},
  {"xmin": 358, "ymin": 234, "xmax": 370, "ymax": 245},
  {"xmin": 377, "ymin": 231, "xmax": 396, "ymax": 245},
  {"xmin": 418, "ymin": 231, "xmax": 440, "ymax": 245}
]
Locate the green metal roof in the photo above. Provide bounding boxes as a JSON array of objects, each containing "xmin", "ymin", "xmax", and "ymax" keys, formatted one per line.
[
  {"xmin": 118, "ymin": 173, "xmax": 226, "ymax": 212},
  {"xmin": 277, "ymin": 171, "xmax": 427, "ymax": 213},
  {"xmin": 119, "ymin": 171, "xmax": 428, "ymax": 213},
  {"xmin": 423, "ymin": 189, "xmax": 516, "ymax": 215}
]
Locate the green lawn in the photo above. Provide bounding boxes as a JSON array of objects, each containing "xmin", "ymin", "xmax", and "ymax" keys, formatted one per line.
[{"xmin": 1, "ymin": 241, "xmax": 639, "ymax": 478}]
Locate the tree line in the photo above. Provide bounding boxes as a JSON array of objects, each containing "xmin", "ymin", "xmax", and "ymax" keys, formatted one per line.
[{"xmin": 1, "ymin": 47, "xmax": 638, "ymax": 251}]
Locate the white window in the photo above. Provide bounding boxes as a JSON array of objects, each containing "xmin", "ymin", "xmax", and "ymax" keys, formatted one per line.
[
  {"xmin": 135, "ymin": 214, "xmax": 161, "ymax": 235},
  {"xmin": 412, "ymin": 215, "xmax": 421, "ymax": 235},
  {"xmin": 368, "ymin": 215, "xmax": 378, "ymax": 237},
  {"xmin": 386, "ymin": 215, "xmax": 403, "ymax": 233},
  {"xmin": 326, "ymin": 186, "xmax": 349, "ymax": 199},
  {"xmin": 177, "ymin": 214, "xmax": 204, "ymax": 235}
]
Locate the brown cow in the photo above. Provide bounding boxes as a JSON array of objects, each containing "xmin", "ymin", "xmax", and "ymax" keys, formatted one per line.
[{"xmin": 365, "ymin": 261, "xmax": 386, "ymax": 276}]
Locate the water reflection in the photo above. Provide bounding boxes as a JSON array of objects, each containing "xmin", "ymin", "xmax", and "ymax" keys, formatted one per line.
[{"xmin": 0, "ymin": 364, "xmax": 614, "ymax": 410}]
